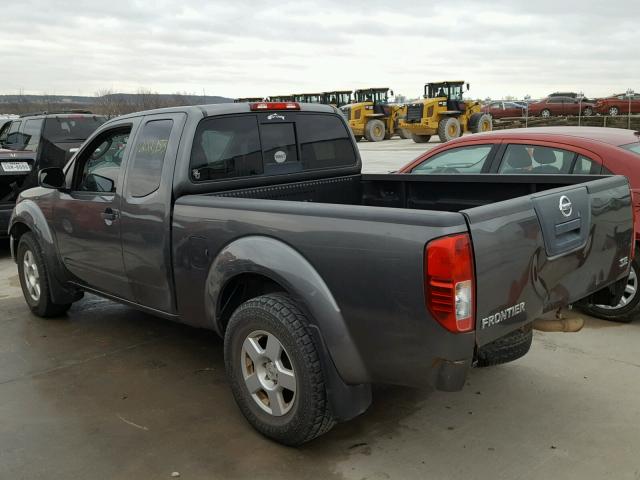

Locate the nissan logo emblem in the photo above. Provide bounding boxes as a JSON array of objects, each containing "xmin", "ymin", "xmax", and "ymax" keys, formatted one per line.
[{"xmin": 559, "ymin": 195, "xmax": 572, "ymax": 217}]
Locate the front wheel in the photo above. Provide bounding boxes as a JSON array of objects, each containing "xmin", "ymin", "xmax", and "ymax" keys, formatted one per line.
[
  {"xmin": 399, "ymin": 129, "xmax": 412, "ymax": 139},
  {"xmin": 364, "ymin": 119, "xmax": 386, "ymax": 142},
  {"xmin": 608, "ymin": 106, "xmax": 619, "ymax": 116},
  {"xmin": 540, "ymin": 109, "xmax": 551, "ymax": 118},
  {"xmin": 224, "ymin": 293, "xmax": 335, "ymax": 445},
  {"xmin": 582, "ymin": 107, "xmax": 593, "ymax": 116},
  {"xmin": 411, "ymin": 133, "xmax": 431, "ymax": 143},
  {"xmin": 438, "ymin": 117, "xmax": 461, "ymax": 142},
  {"xmin": 579, "ymin": 257, "xmax": 640, "ymax": 323},
  {"xmin": 17, "ymin": 232, "xmax": 72, "ymax": 317}
]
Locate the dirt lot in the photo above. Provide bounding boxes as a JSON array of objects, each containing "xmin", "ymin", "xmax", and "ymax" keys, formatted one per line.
[{"xmin": 1, "ymin": 138, "xmax": 639, "ymax": 480}]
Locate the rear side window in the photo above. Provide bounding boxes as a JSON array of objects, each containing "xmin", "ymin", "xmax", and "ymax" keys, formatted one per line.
[
  {"xmin": 127, "ymin": 119, "xmax": 173, "ymax": 197},
  {"xmin": 190, "ymin": 113, "xmax": 356, "ymax": 181},
  {"xmin": 412, "ymin": 145, "xmax": 493, "ymax": 174},
  {"xmin": 499, "ymin": 144, "xmax": 574, "ymax": 174}
]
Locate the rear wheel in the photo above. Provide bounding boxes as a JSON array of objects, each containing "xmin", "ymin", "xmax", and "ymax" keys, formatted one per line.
[
  {"xmin": 541, "ymin": 109, "xmax": 551, "ymax": 118},
  {"xmin": 411, "ymin": 134, "xmax": 431, "ymax": 143},
  {"xmin": 437, "ymin": 117, "xmax": 461, "ymax": 142},
  {"xmin": 608, "ymin": 106, "xmax": 619, "ymax": 116},
  {"xmin": 17, "ymin": 233, "xmax": 72, "ymax": 317},
  {"xmin": 365, "ymin": 119, "xmax": 386, "ymax": 142},
  {"xmin": 469, "ymin": 113, "xmax": 492, "ymax": 134},
  {"xmin": 583, "ymin": 107, "xmax": 593, "ymax": 116},
  {"xmin": 224, "ymin": 293, "xmax": 335, "ymax": 445},
  {"xmin": 579, "ymin": 257, "xmax": 640, "ymax": 323},
  {"xmin": 476, "ymin": 326, "xmax": 533, "ymax": 367}
]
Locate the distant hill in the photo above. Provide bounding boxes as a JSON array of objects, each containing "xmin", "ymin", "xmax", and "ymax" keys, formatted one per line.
[{"xmin": 0, "ymin": 92, "xmax": 234, "ymax": 116}]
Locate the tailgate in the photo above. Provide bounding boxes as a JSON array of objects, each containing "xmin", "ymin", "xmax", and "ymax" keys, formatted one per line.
[{"xmin": 463, "ymin": 175, "xmax": 633, "ymax": 346}]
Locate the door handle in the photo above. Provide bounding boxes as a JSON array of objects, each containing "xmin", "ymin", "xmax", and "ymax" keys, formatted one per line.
[{"xmin": 101, "ymin": 207, "xmax": 119, "ymax": 223}]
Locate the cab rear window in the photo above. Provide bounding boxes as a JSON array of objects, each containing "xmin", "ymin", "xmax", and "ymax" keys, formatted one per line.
[{"xmin": 189, "ymin": 113, "xmax": 356, "ymax": 182}]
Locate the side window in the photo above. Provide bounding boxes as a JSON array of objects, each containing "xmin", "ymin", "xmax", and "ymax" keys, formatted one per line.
[
  {"xmin": 548, "ymin": 98, "xmax": 563, "ymax": 104},
  {"xmin": 499, "ymin": 144, "xmax": 573, "ymax": 174},
  {"xmin": 23, "ymin": 119, "xmax": 44, "ymax": 151},
  {"xmin": 572, "ymin": 155, "xmax": 601, "ymax": 174},
  {"xmin": 75, "ymin": 127, "xmax": 131, "ymax": 193},
  {"xmin": 0, "ymin": 121, "xmax": 11, "ymax": 144},
  {"xmin": 127, "ymin": 119, "xmax": 173, "ymax": 197},
  {"xmin": 412, "ymin": 145, "xmax": 493, "ymax": 174},
  {"xmin": 190, "ymin": 116, "xmax": 262, "ymax": 181}
]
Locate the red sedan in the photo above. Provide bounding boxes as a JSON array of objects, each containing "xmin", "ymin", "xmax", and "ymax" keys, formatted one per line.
[
  {"xmin": 527, "ymin": 96, "xmax": 596, "ymax": 118},
  {"xmin": 481, "ymin": 101, "xmax": 526, "ymax": 118},
  {"xmin": 595, "ymin": 93, "xmax": 640, "ymax": 116},
  {"xmin": 399, "ymin": 127, "xmax": 640, "ymax": 322}
]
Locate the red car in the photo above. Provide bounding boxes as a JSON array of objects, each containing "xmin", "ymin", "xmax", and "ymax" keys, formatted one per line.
[
  {"xmin": 399, "ymin": 127, "xmax": 640, "ymax": 322},
  {"xmin": 527, "ymin": 96, "xmax": 595, "ymax": 118},
  {"xmin": 481, "ymin": 101, "xmax": 526, "ymax": 118},
  {"xmin": 595, "ymin": 93, "xmax": 640, "ymax": 116}
]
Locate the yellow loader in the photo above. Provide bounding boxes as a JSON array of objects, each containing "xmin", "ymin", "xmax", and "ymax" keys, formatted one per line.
[
  {"xmin": 399, "ymin": 81, "xmax": 492, "ymax": 143},
  {"xmin": 339, "ymin": 88, "xmax": 409, "ymax": 141}
]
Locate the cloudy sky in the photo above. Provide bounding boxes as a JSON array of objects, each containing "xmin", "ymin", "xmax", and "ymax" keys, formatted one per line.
[{"xmin": 3, "ymin": 0, "xmax": 638, "ymax": 100}]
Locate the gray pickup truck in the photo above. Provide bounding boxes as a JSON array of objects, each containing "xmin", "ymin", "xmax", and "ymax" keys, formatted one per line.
[{"xmin": 9, "ymin": 102, "xmax": 634, "ymax": 445}]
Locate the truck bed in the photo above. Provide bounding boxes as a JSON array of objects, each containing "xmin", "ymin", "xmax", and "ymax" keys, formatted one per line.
[
  {"xmin": 211, "ymin": 172, "xmax": 608, "ymax": 212},
  {"xmin": 173, "ymin": 172, "xmax": 632, "ymax": 387}
]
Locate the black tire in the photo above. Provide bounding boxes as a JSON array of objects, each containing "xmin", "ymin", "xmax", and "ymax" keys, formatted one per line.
[
  {"xmin": 411, "ymin": 133, "xmax": 431, "ymax": 143},
  {"xmin": 364, "ymin": 119, "xmax": 385, "ymax": 142},
  {"xmin": 399, "ymin": 129, "xmax": 412, "ymax": 140},
  {"xmin": 578, "ymin": 256, "xmax": 640, "ymax": 323},
  {"xmin": 469, "ymin": 113, "xmax": 493, "ymax": 134},
  {"xmin": 224, "ymin": 293, "xmax": 335, "ymax": 445},
  {"xmin": 541, "ymin": 109, "xmax": 551, "ymax": 118},
  {"xmin": 354, "ymin": 135, "xmax": 363, "ymax": 142},
  {"xmin": 17, "ymin": 232, "xmax": 72, "ymax": 317},
  {"xmin": 438, "ymin": 117, "xmax": 461, "ymax": 142},
  {"xmin": 476, "ymin": 326, "xmax": 533, "ymax": 367},
  {"xmin": 583, "ymin": 107, "xmax": 593, "ymax": 117},
  {"xmin": 608, "ymin": 106, "xmax": 619, "ymax": 116}
]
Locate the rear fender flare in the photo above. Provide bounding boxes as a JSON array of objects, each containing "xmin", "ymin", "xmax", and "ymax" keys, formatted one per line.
[{"xmin": 204, "ymin": 235, "xmax": 368, "ymax": 382}]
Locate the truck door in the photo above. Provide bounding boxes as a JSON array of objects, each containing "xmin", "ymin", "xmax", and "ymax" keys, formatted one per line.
[
  {"xmin": 119, "ymin": 113, "xmax": 186, "ymax": 313},
  {"xmin": 53, "ymin": 119, "xmax": 140, "ymax": 299}
]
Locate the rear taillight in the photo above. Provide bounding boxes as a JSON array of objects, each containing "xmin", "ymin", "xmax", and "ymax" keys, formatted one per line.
[
  {"xmin": 425, "ymin": 233, "xmax": 475, "ymax": 333},
  {"xmin": 250, "ymin": 102, "xmax": 300, "ymax": 111}
]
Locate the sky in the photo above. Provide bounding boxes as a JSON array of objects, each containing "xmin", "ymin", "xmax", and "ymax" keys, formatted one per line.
[{"xmin": 2, "ymin": 0, "xmax": 638, "ymax": 100}]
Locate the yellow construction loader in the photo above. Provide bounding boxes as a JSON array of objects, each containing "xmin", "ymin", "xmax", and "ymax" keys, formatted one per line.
[
  {"xmin": 399, "ymin": 81, "xmax": 492, "ymax": 143},
  {"xmin": 340, "ymin": 88, "xmax": 409, "ymax": 142}
]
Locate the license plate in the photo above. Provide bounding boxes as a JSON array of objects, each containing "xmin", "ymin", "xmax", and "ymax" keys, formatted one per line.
[{"xmin": 1, "ymin": 162, "xmax": 31, "ymax": 172}]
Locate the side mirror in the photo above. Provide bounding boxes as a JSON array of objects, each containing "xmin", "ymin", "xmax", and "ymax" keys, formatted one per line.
[
  {"xmin": 39, "ymin": 167, "xmax": 66, "ymax": 190},
  {"xmin": 390, "ymin": 90, "xmax": 394, "ymax": 96},
  {"xmin": 466, "ymin": 83, "xmax": 470, "ymax": 91}
]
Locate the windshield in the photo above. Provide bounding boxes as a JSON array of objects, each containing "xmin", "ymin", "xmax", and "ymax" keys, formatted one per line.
[
  {"xmin": 427, "ymin": 83, "xmax": 463, "ymax": 100},
  {"xmin": 622, "ymin": 142, "xmax": 640, "ymax": 155},
  {"xmin": 355, "ymin": 90, "xmax": 388, "ymax": 103},
  {"xmin": 43, "ymin": 116, "xmax": 106, "ymax": 143}
]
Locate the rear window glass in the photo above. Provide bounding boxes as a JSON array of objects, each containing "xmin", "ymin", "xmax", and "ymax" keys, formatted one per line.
[
  {"xmin": 622, "ymin": 143, "xmax": 640, "ymax": 156},
  {"xmin": 43, "ymin": 116, "xmax": 107, "ymax": 143},
  {"xmin": 190, "ymin": 113, "xmax": 356, "ymax": 182}
]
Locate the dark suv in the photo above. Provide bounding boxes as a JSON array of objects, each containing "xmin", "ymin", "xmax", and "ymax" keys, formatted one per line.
[{"xmin": 0, "ymin": 111, "xmax": 106, "ymax": 234}]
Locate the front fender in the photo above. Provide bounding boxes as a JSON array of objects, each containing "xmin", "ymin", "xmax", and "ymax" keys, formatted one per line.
[
  {"xmin": 10, "ymin": 199, "xmax": 80, "ymax": 304},
  {"xmin": 204, "ymin": 235, "xmax": 368, "ymax": 383}
]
